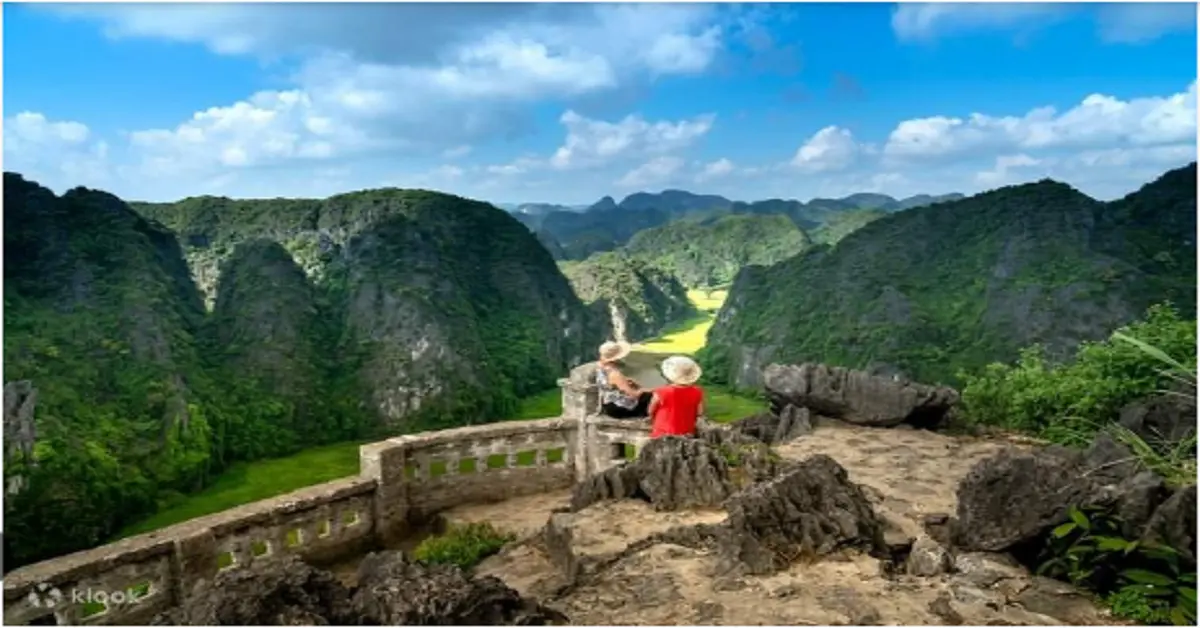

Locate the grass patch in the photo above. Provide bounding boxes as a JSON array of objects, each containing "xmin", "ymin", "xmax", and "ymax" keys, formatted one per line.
[
  {"xmin": 705, "ymin": 387, "xmax": 768, "ymax": 423},
  {"xmin": 115, "ymin": 441, "xmax": 364, "ymax": 538},
  {"xmin": 507, "ymin": 387, "xmax": 562, "ymax": 420},
  {"xmin": 412, "ymin": 522, "xmax": 516, "ymax": 570}
]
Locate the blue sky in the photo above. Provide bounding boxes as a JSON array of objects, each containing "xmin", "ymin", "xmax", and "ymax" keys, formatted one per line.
[{"xmin": 4, "ymin": 2, "xmax": 1197, "ymax": 204}]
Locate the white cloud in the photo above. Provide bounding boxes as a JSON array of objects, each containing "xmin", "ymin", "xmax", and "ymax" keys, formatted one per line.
[
  {"xmin": 616, "ymin": 156, "xmax": 685, "ymax": 188},
  {"xmin": 974, "ymin": 153, "xmax": 1042, "ymax": 186},
  {"xmin": 891, "ymin": 3, "xmax": 1071, "ymax": 43},
  {"xmin": 790, "ymin": 126, "xmax": 860, "ymax": 173},
  {"xmin": 696, "ymin": 158, "xmax": 736, "ymax": 182},
  {"xmin": 549, "ymin": 110, "xmax": 714, "ymax": 170},
  {"xmin": 883, "ymin": 82, "xmax": 1197, "ymax": 162},
  {"xmin": 1095, "ymin": 3, "xmax": 1197, "ymax": 44},
  {"xmin": 891, "ymin": 3, "xmax": 1194, "ymax": 44},
  {"xmin": 3, "ymin": 112, "xmax": 112, "ymax": 187}
]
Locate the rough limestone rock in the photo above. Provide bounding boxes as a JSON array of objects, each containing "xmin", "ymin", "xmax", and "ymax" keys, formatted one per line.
[
  {"xmin": 157, "ymin": 552, "xmax": 564, "ymax": 626},
  {"xmin": 152, "ymin": 556, "xmax": 351, "ymax": 625},
  {"xmin": 762, "ymin": 363, "xmax": 958, "ymax": 428},
  {"xmin": 570, "ymin": 433, "xmax": 780, "ymax": 513},
  {"xmin": 716, "ymin": 454, "xmax": 884, "ymax": 575},
  {"xmin": 906, "ymin": 535, "xmax": 952, "ymax": 577},
  {"xmin": 1141, "ymin": 484, "xmax": 1197, "ymax": 568},
  {"xmin": 351, "ymin": 551, "xmax": 567, "ymax": 625},
  {"xmin": 727, "ymin": 404, "xmax": 813, "ymax": 445},
  {"xmin": 952, "ymin": 436, "xmax": 1170, "ymax": 552},
  {"xmin": 1119, "ymin": 393, "xmax": 1197, "ymax": 446}
]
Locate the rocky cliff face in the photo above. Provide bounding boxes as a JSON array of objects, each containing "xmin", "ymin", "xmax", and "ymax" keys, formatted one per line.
[
  {"xmin": 140, "ymin": 189, "xmax": 605, "ymax": 429},
  {"xmin": 702, "ymin": 163, "xmax": 1198, "ymax": 388},
  {"xmin": 559, "ymin": 252, "xmax": 693, "ymax": 343}
]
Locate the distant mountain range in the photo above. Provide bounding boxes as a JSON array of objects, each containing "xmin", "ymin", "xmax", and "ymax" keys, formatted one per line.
[{"xmin": 503, "ymin": 189, "xmax": 965, "ymax": 260}]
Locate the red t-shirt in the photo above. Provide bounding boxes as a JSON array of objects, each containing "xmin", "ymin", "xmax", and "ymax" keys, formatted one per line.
[{"xmin": 651, "ymin": 385, "xmax": 704, "ymax": 438}]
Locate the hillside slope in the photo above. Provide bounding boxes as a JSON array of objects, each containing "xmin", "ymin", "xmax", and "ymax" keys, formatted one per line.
[
  {"xmin": 3, "ymin": 174, "xmax": 219, "ymax": 567},
  {"xmin": 624, "ymin": 214, "xmax": 813, "ymax": 288},
  {"xmin": 560, "ymin": 253, "xmax": 696, "ymax": 342},
  {"xmin": 702, "ymin": 163, "xmax": 1198, "ymax": 387}
]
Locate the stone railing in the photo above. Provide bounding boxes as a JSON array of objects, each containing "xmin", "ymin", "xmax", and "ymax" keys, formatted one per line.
[{"xmin": 3, "ymin": 365, "xmax": 630, "ymax": 626}]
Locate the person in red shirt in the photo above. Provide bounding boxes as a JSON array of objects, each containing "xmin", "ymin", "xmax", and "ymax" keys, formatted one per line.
[{"xmin": 648, "ymin": 356, "xmax": 705, "ymax": 438}]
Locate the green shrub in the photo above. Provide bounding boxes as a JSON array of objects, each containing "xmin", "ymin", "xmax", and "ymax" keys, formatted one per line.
[
  {"xmin": 412, "ymin": 522, "xmax": 515, "ymax": 570},
  {"xmin": 958, "ymin": 303, "xmax": 1196, "ymax": 444},
  {"xmin": 1037, "ymin": 506, "xmax": 1196, "ymax": 625}
]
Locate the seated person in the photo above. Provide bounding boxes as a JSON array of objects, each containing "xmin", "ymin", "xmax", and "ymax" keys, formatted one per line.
[
  {"xmin": 648, "ymin": 355, "xmax": 704, "ymax": 438},
  {"xmin": 596, "ymin": 341, "xmax": 652, "ymax": 418}
]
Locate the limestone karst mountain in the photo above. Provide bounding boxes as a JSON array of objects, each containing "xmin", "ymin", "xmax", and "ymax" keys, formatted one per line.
[
  {"xmin": 3, "ymin": 174, "xmax": 607, "ymax": 569},
  {"xmin": 558, "ymin": 252, "xmax": 696, "ymax": 342},
  {"xmin": 702, "ymin": 163, "xmax": 1199, "ymax": 387}
]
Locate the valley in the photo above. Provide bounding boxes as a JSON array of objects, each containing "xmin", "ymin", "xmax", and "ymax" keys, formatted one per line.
[{"xmin": 2, "ymin": 163, "xmax": 1194, "ymax": 616}]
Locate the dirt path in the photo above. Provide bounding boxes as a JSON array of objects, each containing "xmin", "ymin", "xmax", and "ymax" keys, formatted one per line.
[{"xmin": 469, "ymin": 424, "xmax": 1118, "ymax": 626}]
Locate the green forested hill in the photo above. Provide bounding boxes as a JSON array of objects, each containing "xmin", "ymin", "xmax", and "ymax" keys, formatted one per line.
[
  {"xmin": 624, "ymin": 214, "xmax": 813, "ymax": 288},
  {"xmin": 4, "ymin": 176, "xmax": 606, "ymax": 568},
  {"xmin": 810, "ymin": 209, "xmax": 888, "ymax": 245},
  {"xmin": 4, "ymin": 174, "xmax": 221, "ymax": 567},
  {"xmin": 559, "ymin": 252, "xmax": 696, "ymax": 342},
  {"xmin": 701, "ymin": 163, "xmax": 1198, "ymax": 388}
]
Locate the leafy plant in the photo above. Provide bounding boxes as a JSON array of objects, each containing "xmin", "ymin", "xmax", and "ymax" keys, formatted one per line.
[
  {"xmin": 412, "ymin": 522, "xmax": 516, "ymax": 570},
  {"xmin": 1037, "ymin": 506, "xmax": 1197, "ymax": 625},
  {"xmin": 958, "ymin": 304, "xmax": 1196, "ymax": 445}
]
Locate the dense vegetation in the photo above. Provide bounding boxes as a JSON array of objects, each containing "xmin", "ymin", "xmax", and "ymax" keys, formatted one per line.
[
  {"xmin": 3, "ymin": 175, "xmax": 605, "ymax": 569},
  {"xmin": 559, "ymin": 252, "xmax": 695, "ymax": 342},
  {"xmin": 623, "ymin": 214, "xmax": 813, "ymax": 288},
  {"xmin": 959, "ymin": 303, "xmax": 1196, "ymax": 447},
  {"xmin": 701, "ymin": 163, "xmax": 1198, "ymax": 388},
  {"xmin": 810, "ymin": 209, "xmax": 887, "ymax": 245}
]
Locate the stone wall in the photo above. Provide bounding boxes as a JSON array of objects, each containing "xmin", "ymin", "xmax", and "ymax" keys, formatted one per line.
[{"xmin": 3, "ymin": 367, "xmax": 634, "ymax": 626}]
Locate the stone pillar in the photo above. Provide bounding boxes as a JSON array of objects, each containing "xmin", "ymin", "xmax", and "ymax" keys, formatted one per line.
[
  {"xmin": 360, "ymin": 439, "xmax": 410, "ymax": 547},
  {"xmin": 560, "ymin": 364, "xmax": 599, "ymax": 483}
]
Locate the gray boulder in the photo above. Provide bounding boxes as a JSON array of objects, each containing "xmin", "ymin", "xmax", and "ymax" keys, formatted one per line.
[
  {"xmin": 762, "ymin": 363, "xmax": 958, "ymax": 428},
  {"xmin": 716, "ymin": 454, "xmax": 884, "ymax": 574},
  {"xmin": 952, "ymin": 437, "xmax": 1170, "ymax": 552}
]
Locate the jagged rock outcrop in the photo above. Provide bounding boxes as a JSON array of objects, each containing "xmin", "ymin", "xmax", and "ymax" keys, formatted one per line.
[
  {"xmin": 570, "ymin": 431, "xmax": 780, "ymax": 513},
  {"xmin": 762, "ymin": 363, "xmax": 958, "ymax": 428},
  {"xmin": 714, "ymin": 454, "xmax": 885, "ymax": 575},
  {"xmin": 3, "ymin": 380, "xmax": 38, "ymax": 496},
  {"xmin": 951, "ymin": 434, "xmax": 1171, "ymax": 552},
  {"xmin": 156, "ymin": 552, "xmax": 565, "ymax": 625},
  {"xmin": 351, "ymin": 551, "xmax": 567, "ymax": 625},
  {"xmin": 725, "ymin": 404, "xmax": 814, "ymax": 445},
  {"xmin": 152, "ymin": 556, "xmax": 350, "ymax": 625}
]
